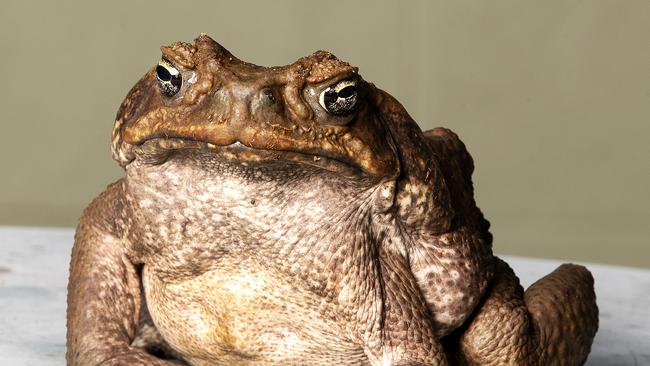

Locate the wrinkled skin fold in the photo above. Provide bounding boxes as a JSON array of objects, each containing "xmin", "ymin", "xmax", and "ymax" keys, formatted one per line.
[{"xmin": 67, "ymin": 34, "xmax": 598, "ymax": 366}]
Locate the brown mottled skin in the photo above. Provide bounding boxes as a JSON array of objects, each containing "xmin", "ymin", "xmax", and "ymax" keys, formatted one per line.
[{"xmin": 67, "ymin": 34, "xmax": 598, "ymax": 366}]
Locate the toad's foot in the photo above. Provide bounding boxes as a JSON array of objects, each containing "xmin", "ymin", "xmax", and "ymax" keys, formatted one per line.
[{"xmin": 445, "ymin": 257, "xmax": 598, "ymax": 366}]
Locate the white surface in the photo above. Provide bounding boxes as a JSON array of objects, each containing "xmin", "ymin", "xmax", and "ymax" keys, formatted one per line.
[{"xmin": 0, "ymin": 226, "xmax": 648, "ymax": 365}]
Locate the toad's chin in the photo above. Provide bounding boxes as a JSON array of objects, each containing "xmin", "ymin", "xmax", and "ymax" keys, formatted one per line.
[{"xmin": 125, "ymin": 138, "xmax": 394, "ymax": 181}]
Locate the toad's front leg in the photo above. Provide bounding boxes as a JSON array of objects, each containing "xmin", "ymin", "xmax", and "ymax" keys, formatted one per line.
[
  {"xmin": 361, "ymin": 245, "xmax": 449, "ymax": 366},
  {"xmin": 66, "ymin": 182, "xmax": 179, "ymax": 366}
]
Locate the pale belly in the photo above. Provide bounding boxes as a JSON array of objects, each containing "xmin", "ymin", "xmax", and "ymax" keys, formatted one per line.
[{"xmin": 142, "ymin": 259, "xmax": 369, "ymax": 366}]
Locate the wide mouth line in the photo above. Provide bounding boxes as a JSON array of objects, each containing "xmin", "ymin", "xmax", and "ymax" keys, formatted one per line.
[{"xmin": 132, "ymin": 137, "xmax": 371, "ymax": 177}]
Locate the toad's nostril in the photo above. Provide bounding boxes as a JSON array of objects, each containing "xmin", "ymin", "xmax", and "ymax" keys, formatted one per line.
[
  {"xmin": 261, "ymin": 88, "xmax": 276, "ymax": 104},
  {"xmin": 251, "ymin": 87, "xmax": 283, "ymax": 115}
]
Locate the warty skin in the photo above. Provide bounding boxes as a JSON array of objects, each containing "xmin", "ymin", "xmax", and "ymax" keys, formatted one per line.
[{"xmin": 66, "ymin": 34, "xmax": 598, "ymax": 365}]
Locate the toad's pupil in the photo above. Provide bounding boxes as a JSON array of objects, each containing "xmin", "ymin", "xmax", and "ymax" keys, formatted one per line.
[
  {"xmin": 156, "ymin": 65, "xmax": 172, "ymax": 81},
  {"xmin": 323, "ymin": 89, "xmax": 339, "ymax": 104},
  {"xmin": 170, "ymin": 75, "xmax": 182, "ymax": 88},
  {"xmin": 338, "ymin": 86, "xmax": 355, "ymax": 99}
]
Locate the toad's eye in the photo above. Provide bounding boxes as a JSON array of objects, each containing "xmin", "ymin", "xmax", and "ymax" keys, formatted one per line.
[
  {"xmin": 319, "ymin": 79, "xmax": 358, "ymax": 115},
  {"xmin": 156, "ymin": 60, "xmax": 182, "ymax": 97}
]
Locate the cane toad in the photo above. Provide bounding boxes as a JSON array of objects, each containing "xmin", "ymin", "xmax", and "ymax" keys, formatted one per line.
[{"xmin": 67, "ymin": 34, "xmax": 598, "ymax": 365}]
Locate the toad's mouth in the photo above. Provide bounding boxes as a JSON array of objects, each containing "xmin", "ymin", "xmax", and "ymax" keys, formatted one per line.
[
  {"xmin": 117, "ymin": 113, "xmax": 400, "ymax": 178},
  {"xmin": 128, "ymin": 137, "xmax": 394, "ymax": 179}
]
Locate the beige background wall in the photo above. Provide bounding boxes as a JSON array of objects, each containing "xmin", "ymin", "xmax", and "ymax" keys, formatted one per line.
[{"xmin": 1, "ymin": 1, "xmax": 648, "ymax": 267}]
